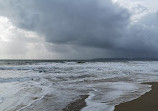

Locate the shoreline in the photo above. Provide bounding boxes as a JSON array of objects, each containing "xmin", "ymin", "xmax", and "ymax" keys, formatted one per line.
[
  {"xmin": 63, "ymin": 95, "xmax": 89, "ymax": 111},
  {"xmin": 114, "ymin": 82, "xmax": 158, "ymax": 111}
]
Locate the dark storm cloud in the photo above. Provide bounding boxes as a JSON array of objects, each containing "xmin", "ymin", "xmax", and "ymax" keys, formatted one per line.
[
  {"xmin": 123, "ymin": 12, "xmax": 158, "ymax": 57},
  {"xmin": 0, "ymin": 0, "xmax": 130, "ymax": 48},
  {"xmin": 0, "ymin": 0, "xmax": 158, "ymax": 58}
]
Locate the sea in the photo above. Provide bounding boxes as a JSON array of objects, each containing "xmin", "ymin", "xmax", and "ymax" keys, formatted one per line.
[{"xmin": 0, "ymin": 59, "xmax": 157, "ymax": 111}]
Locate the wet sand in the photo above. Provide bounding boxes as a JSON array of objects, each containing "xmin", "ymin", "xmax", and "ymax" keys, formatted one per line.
[
  {"xmin": 63, "ymin": 95, "xmax": 89, "ymax": 111},
  {"xmin": 114, "ymin": 82, "xmax": 158, "ymax": 111}
]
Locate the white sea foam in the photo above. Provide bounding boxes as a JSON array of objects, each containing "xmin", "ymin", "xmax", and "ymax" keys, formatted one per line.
[{"xmin": 0, "ymin": 61, "xmax": 157, "ymax": 111}]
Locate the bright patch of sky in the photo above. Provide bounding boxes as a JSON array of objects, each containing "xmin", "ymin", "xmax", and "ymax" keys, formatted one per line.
[
  {"xmin": 116, "ymin": 0, "xmax": 157, "ymax": 12},
  {"xmin": 115, "ymin": 0, "xmax": 158, "ymax": 22},
  {"xmin": 0, "ymin": 16, "xmax": 55, "ymax": 59}
]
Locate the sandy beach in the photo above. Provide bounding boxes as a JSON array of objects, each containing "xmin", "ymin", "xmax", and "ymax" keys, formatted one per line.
[
  {"xmin": 63, "ymin": 95, "xmax": 89, "ymax": 111},
  {"xmin": 20, "ymin": 94, "xmax": 88, "ymax": 111},
  {"xmin": 114, "ymin": 82, "xmax": 158, "ymax": 111}
]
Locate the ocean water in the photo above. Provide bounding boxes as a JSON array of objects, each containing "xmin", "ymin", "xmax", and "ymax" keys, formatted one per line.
[{"xmin": 0, "ymin": 60, "xmax": 157, "ymax": 111}]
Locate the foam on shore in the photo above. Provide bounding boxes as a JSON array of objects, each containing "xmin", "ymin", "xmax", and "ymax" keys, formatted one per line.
[
  {"xmin": 0, "ymin": 61, "xmax": 157, "ymax": 110},
  {"xmin": 114, "ymin": 82, "xmax": 158, "ymax": 111}
]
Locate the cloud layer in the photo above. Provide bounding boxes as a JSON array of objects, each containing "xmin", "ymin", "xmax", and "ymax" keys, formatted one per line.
[{"xmin": 0, "ymin": 0, "xmax": 158, "ymax": 59}]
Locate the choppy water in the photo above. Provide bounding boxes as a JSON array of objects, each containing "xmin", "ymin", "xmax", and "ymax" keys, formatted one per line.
[{"xmin": 0, "ymin": 60, "xmax": 158, "ymax": 111}]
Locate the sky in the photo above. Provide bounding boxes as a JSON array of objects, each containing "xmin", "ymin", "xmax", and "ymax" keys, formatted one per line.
[{"xmin": 0, "ymin": 0, "xmax": 158, "ymax": 59}]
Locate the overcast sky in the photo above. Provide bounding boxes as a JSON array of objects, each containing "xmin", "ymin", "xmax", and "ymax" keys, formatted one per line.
[{"xmin": 0, "ymin": 0, "xmax": 158, "ymax": 59}]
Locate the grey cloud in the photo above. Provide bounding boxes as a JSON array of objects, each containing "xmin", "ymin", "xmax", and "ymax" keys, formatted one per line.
[
  {"xmin": 117, "ymin": 12, "xmax": 158, "ymax": 57},
  {"xmin": 0, "ymin": 0, "xmax": 129, "ymax": 47},
  {"xmin": 131, "ymin": 4, "xmax": 148, "ymax": 14},
  {"xmin": 0, "ymin": 0, "xmax": 158, "ymax": 58}
]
